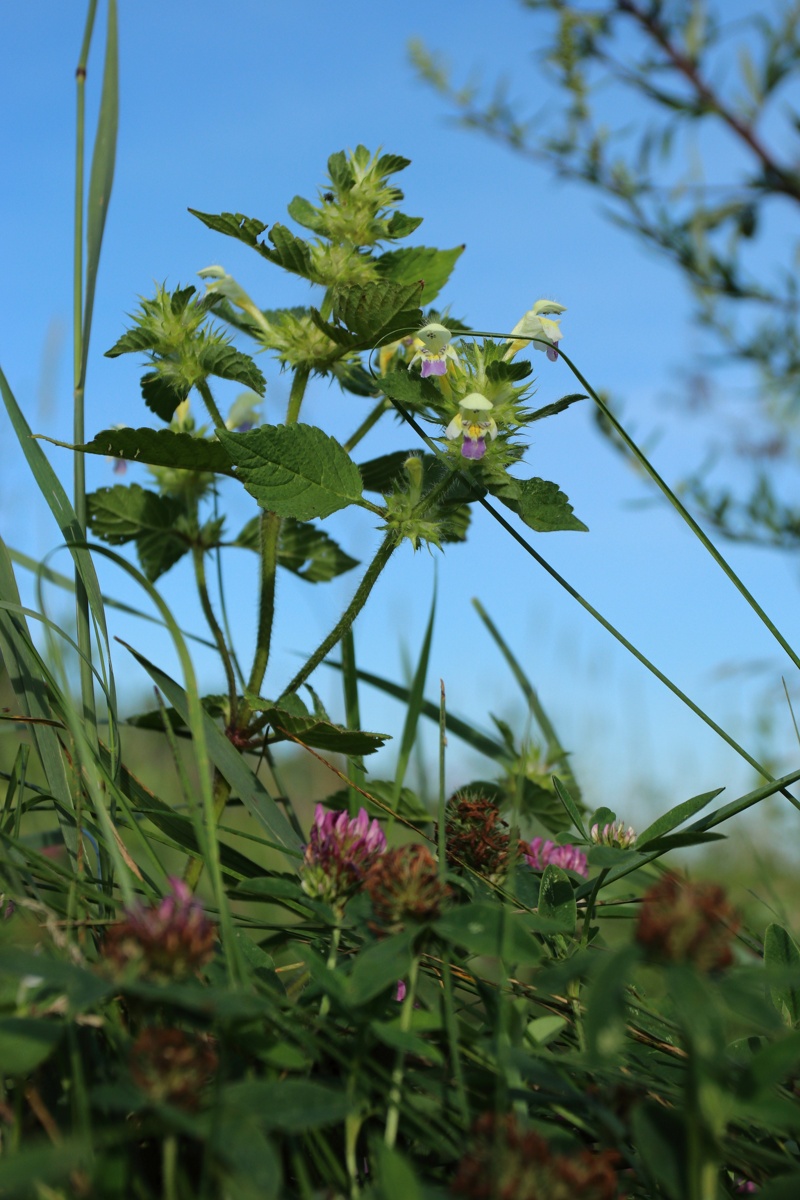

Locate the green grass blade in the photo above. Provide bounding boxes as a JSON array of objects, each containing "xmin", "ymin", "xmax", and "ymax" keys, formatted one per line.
[
  {"xmin": 80, "ymin": 0, "xmax": 118, "ymax": 381},
  {"xmin": 340, "ymin": 627, "xmax": 365, "ymax": 814},
  {"xmin": 552, "ymin": 775, "xmax": 587, "ymax": 838},
  {"xmin": 392, "ymin": 586, "xmax": 436, "ymax": 807},
  {"xmin": 7, "ymin": 545, "xmax": 216, "ymax": 649},
  {"xmin": 472, "ymin": 597, "xmax": 580, "ymax": 797},
  {"xmin": 0, "ymin": 368, "xmax": 115, "ymax": 706},
  {"xmin": 120, "ymin": 641, "xmax": 301, "ymax": 860}
]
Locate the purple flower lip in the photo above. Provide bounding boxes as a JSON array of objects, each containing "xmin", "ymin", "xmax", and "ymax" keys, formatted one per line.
[
  {"xmin": 420, "ymin": 358, "xmax": 447, "ymax": 378},
  {"xmin": 461, "ymin": 437, "xmax": 486, "ymax": 460},
  {"xmin": 546, "ymin": 346, "xmax": 559, "ymax": 362}
]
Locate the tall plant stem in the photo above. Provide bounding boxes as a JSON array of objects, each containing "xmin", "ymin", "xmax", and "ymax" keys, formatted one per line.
[
  {"xmin": 192, "ymin": 545, "xmax": 238, "ymax": 720},
  {"xmin": 286, "ymin": 366, "xmax": 310, "ymax": 425},
  {"xmin": 242, "ymin": 368, "xmax": 310, "ymax": 716},
  {"xmin": 73, "ymin": 0, "xmax": 99, "ymax": 732},
  {"xmin": 243, "ymin": 510, "xmax": 281, "ymax": 711},
  {"xmin": 279, "ymin": 533, "xmax": 397, "ymax": 700},
  {"xmin": 196, "ymin": 378, "xmax": 226, "ymax": 430}
]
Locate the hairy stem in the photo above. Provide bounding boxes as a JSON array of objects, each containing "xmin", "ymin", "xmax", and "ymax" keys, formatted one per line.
[
  {"xmin": 196, "ymin": 377, "xmax": 226, "ymax": 429},
  {"xmin": 244, "ymin": 510, "xmax": 281, "ymax": 708},
  {"xmin": 279, "ymin": 533, "xmax": 397, "ymax": 700},
  {"xmin": 286, "ymin": 366, "xmax": 310, "ymax": 425}
]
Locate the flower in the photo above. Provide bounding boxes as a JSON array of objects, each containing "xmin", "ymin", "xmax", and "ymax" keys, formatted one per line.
[
  {"xmin": 504, "ymin": 299, "xmax": 566, "ymax": 362},
  {"xmin": 445, "ymin": 393, "xmax": 498, "ymax": 460},
  {"xmin": 523, "ymin": 836, "xmax": 589, "ymax": 878},
  {"xmin": 452, "ymin": 1113, "xmax": 619, "ymax": 1200},
  {"xmin": 300, "ymin": 804, "xmax": 386, "ymax": 907},
  {"xmin": 636, "ymin": 875, "xmax": 740, "ymax": 971},
  {"xmin": 103, "ymin": 878, "xmax": 216, "ymax": 980},
  {"xmin": 409, "ymin": 323, "xmax": 460, "ymax": 377},
  {"xmin": 590, "ymin": 820, "xmax": 637, "ymax": 849},
  {"xmin": 439, "ymin": 791, "xmax": 515, "ymax": 883},
  {"xmin": 198, "ymin": 264, "xmax": 271, "ymax": 333},
  {"xmin": 130, "ymin": 1027, "xmax": 218, "ymax": 1111},
  {"xmin": 365, "ymin": 844, "xmax": 450, "ymax": 934}
]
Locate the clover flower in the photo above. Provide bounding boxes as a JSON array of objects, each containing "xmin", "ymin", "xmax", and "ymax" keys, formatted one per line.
[
  {"xmin": 445, "ymin": 393, "xmax": 498, "ymax": 460},
  {"xmin": 365, "ymin": 844, "xmax": 450, "ymax": 935},
  {"xmin": 590, "ymin": 820, "xmax": 637, "ymax": 849},
  {"xmin": 523, "ymin": 836, "xmax": 589, "ymax": 878},
  {"xmin": 452, "ymin": 1113, "xmax": 619, "ymax": 1200},
  {"xmin": 636, "ymin": 875, "xmax": 740, "ymax": 971},
  {"xmin": 103, "ymin": 878, "xmax": 216, "ymax": 980},
  {"xmin": 130, "ymin": 1027, "xmax": 218, "ymax": 1112},
  {"xmin": 439, "ymin": 791, "xmax": 515, "ymax": 883},
  {"xmin": 504, "ymin": 299, "xmax": 566, "ymax": 362},
  {"xmin": 300, "ymin": 804, "xmax": 386, "ymax": 907},
  {"xmin": 409, "ymin": 322, "xmax": 460, "ymax": 377}
]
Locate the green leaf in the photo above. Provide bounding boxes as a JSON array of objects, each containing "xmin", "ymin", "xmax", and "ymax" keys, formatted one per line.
[
  {"xmin": 81, "ymin": 0, "xmax": 118, "ymax": 382},
  {"xmin": 236, "ymin": 516, "xmax": 359, "ymax": 582},
  {"xmin": 218, "ymin": 424, "xmax": 364, "ymax": 520},
  {"xmin": 631, "ymin": 1103, "xmax": 686, "ymax": 1200},
  {"xmin": 86, "ymin": 484, "xmax": 188, "ymax": 582},
  {"xmin": 0, "ymin": 1017, "xmax": 64, "ymax": 1074},
  {"xmin": 637, "ymin": 788, "xmax": 723, "ymax": 848},
  {"xmin": 435, "ymin": 903, "xmax": 543, "ymax": 964},
  {"xmin": 358, "ymin": 450, "xmax": 418, "ymax": 493},
  {"xmin": 197, "ymin": 342, "xmax": 266, "ymax": 394},
  {"xmin": 765, "ymin": 923, "xmax": 800, "ymax": 1025},
  {"xmin": 251, "ymin": 699, "xmax": 389, "ymax": 755},
  {"xmin": 584, "ymin": 946, "xmax": 639, "ymax": 1060},
  {"xmin": 494, "ymin": 476, "xmax": 588, "ymax": 533},
  {"xmin": 74, "ymin": 426, "xmax": 236, "ymax": 475},
  {"xmin": 188, "ymin": 208, "xmax": 271, "ymax": 253},
  {"xmin": 346, "ymin": 929, "xmax": 417, "ymax": 1004},
  {"xmin": 378, "ymin": 367, "xmax": 444, "ymax": 411},
  {"xmin": 385, "ymin": 211, "xmax": 424, "ymax": 238},
  {"xmin": 286, "ymin": 194, "xmax": 328, "ymax": 234},
  {"xmin": 537, "ymin": 865, "xmax": 577, "ymax": 935},
  {"xmin": 553, "ymin": 776, "xmax": 587, "ymax": 838},
  {"xmin": 370, "ymin": 1021, "xmax": 444, "ymax": 1065},
  {"xmin": 376, "ymin": 245, "xmax": 464, "ymax": 304},
  {"xmin": 372, "ymin": 1144, "xmax": 424, "ymax": 1200},
  {"xmin": 528, "ymin": 393, "xmax": 587, "ymax": 422},
  {"xmin": 330, "ymin": 357, "xmax": 379, "ymax": 396},
  {"xmin": 267, "ymin": 223, "xmax": 316, "ymax": 278},
  {"xmin": 222, "ymin": 1080, "xmax": 351, "ymax": 1132},
  {"xmin": 332, "ymin": 281, "xmax": 424, "ymax": 346},
  {"xmin": 141, "ymin": 370, "xmax": 190, "ymax": 422}
]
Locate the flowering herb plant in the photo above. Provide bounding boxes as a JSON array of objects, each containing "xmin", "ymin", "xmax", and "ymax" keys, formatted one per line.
[{"xmin": 1, "ymin": 6, "xmax": 800, "ymax": 1198}]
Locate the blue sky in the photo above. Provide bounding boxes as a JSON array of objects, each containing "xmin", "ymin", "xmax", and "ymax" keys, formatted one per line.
[{"xmin": 2, "ymin": 0, "xmax": 799, "ymax": 832}]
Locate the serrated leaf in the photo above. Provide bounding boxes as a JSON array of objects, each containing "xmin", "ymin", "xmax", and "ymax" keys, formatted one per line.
[
  {"xmin": 267, "ymin": 223, "xmax": 315, "ymax": 278},
  {"xmin": 378, "ymin": 367, "xmax": 444, "ymax": 411},
  {"xmin": 141, "ymin": 370, "xmax": 190, "ymax": 422},
  {"xmin": 251, "ymin": 701, "xmax": 388, "ymax": 755},
  {"xmin": 87, "ymin": 484, "xmax": 189, "ymax": 582},
  {"xmin": 332, "ymin": 281, "xmax": 424, "ymax": 345},
  {"xmin": 76, "ymin": 427, "xmax": 236, "ymax": 475},
  {"xmin": 374, "ymin": 152, "xmax": 411, "ymax": 176},
  {"xmin": 529, "ymin": 393, "xmax": 587, "ymax": 422},
  {"xmin": 87, "ymin": 484, "xmax": 183, "ymax": 544},
  {"xmin": 105, "ymin": 325, "xmax": 161, "ymax": 357},
  {"xmin": 188, "ymin": 208, "xmax": 270, "ymax": 251},
  {"xmin": 307, "ymin": 306, "xmax": 361, "ymax": 348},
  {"xmin": 197, "ymin": 342, "xmax": 266, "ymax": 395},
  {"xmin": 330, "ymin": 357, "xmax": 378, "ymax": 396},
  {"xmin": 376, "ymin": 245, "xmax": 464, "ymax": 303},
  {"xmin": 358, "ymin": 450, "xmax": 418, "ymax": 493},
  {"xmin": 495, "ymin": 476, "xmax": 588, "ymax": 533},
  {"xmin": 385, "ymin": 211, "xmax": 424, "ymax": 238},
  {"xmin": 236, "ymin": 516, "xmax": 359, "ymax": 582},
  {"xmin": 287, "ymin": 194, "xmax": 328, "ymax": 234},
  {"xmin": 218, "ymin": 424, "xmax": 364, "ymax": 520}
]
